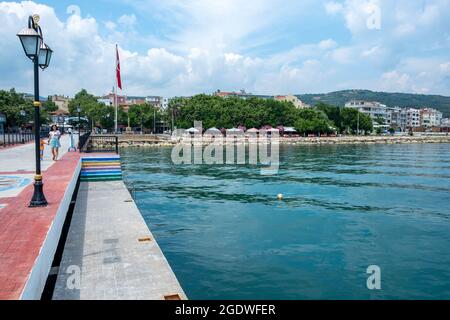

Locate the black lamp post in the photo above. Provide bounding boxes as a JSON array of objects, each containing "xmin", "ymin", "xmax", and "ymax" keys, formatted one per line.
[
  {"xmin": 17, "ymin": 15, "xmax": 53, "ymax": 207},
  {"xmin": 76, "ymin": 106, "xmax": 81, "ymax": 149}
]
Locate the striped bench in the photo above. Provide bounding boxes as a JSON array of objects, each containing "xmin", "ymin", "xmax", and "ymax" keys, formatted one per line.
[{"xmin": 80, "ymin": 156, "xmax": 122, "ymax": 182}]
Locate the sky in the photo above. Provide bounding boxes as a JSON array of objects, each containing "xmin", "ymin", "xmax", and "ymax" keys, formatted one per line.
[{"xmin": 1, "ymin": 0, "xmax": 450, "ymax": 98}]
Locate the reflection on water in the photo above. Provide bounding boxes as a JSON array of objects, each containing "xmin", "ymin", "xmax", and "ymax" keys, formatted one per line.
[{"xmin": 121, "ymin": 143, "xmax": 450, "ymax": 299}]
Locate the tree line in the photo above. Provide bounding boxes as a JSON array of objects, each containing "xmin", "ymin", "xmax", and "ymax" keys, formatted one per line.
[
  {"xmin": 68, "ymin": 89, "xmax": 164, "ymax": 132},
  {"xmin": 168, "ymin": 95, "xmax": 373, "ymax": 134},
  {"xmin": 0, "ymin": 88, "xmax": 58, "ymax": 130},
  {"xmin": 1, "ymin": 88, "xmax": 373, "ymax": 135}
]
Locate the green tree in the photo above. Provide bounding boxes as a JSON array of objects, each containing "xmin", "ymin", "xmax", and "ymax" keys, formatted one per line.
[
  {"xmin": 340, "ymin": 108, "xmax": 372, "ymax": 134},
  {"xmin": 316, "ymin": 102, "xmax": 341, "ymax": 131},
  {"xmin": 294, "ymin": 108, "xmax": 334, "ymax": 135},
  {"xmin": 168, "ymin": 95, "xmax": 300, "ymax": 130},
  {"xmin": 69, "ymin": 89, "xmax": 111, "ymax": 129},
  {"xmin": 128, "ymin": 103, "xmax": 163, "ymax": 133},
  {"xmin": 0, "ymin": 88, "xmax": 34, "ymax": 128}
]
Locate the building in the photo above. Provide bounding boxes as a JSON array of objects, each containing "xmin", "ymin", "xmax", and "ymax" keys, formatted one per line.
[
  {"xmin": 99, "ymin": 93, "xmax": 127, "ymax": 106},
  {"xmin": 97, "ymin": 98, "xmax": 113, "ymax": 106},
  {"xmin": 344, "ymin": 100, "xmax": 390, "ymax": 128},
  {"xmin": 345, "ymin": 100, "xmax": 448, "ymax": 132},
  {"xmin": 387, "ymin": 106, "xmax": 403, "ymax": 130},
  {"xmin": 50, "ymin": 95, "xmax": 71, "ymax": 124},
  {"xmin": 405, "ymin": 108, "xmax": 421, "ymax": 129},
  {"xmin": 161, "ymin": 97, "xmax": 169, "ymax": 109},
  {"xmin": 420, "ymin": 108, "xmax": 443, "ymax": 128},
  {"xmin": 274, "ymin": 95, "xmax": 309, "ymax": 109},
  {"xmin": 145, "ymin": 96, "xmax": 162, "ymax": 108},
  {"xmin": 98, "ymin": 93, "xmax": 129, "ymax": 111},
  {"xmin": 213, "ymin": 89, "xmax": 273, "ymax": 100},
  {"xmin": 50, "ymin": 95, "xmax": 70, "ymax": 113},
  {"xmin": 127, "ymin": 97, "xmax": 147, "ymax": 105},
  {"xmin": 98, "ymin": 93, "xmax": 168, "ymax": 112}
]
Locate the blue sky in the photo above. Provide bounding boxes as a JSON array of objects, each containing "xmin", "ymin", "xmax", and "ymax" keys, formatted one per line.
[{"xmin": 1, "ymin": 0, "xmax": 450, "ymax": 97}]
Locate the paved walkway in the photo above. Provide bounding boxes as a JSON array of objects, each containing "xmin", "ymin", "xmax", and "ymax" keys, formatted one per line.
[
  {"xmin": 0, "ymin": 135, "xmax": 185, "ymax": 300},
  {"xmin": 53, "ymin": 180, "xmax": 186, "ymax": 300},
  {"xmin": 0, "ymin": 134, "xmax": 76, "ymax": 172},
  {"xmin": 0, "ymin": 134, "xmax": 77, "ymax": 199},
  {"xmin": 0, "ymin": 152, "xmax": 81, "ymax": 299},
  {"xmin": 0, "ymin": 133, "xmax": 81, "ymax": 299}
]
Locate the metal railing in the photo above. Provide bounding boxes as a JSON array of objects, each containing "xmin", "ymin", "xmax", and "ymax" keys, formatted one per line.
[
  {"xmin": 78, "ymin": 131, "xmax": 91, "ymax": 152},
  {"xmin": 81, "ymin": 134, "xmax": 119, "ymax": 154},
  {"xmin": 1, "ymin": 131, "xmax": 34, "ymax": 147}
]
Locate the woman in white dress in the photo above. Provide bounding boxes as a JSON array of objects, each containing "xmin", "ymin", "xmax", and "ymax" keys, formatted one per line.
[{"xmin": 48, "ymin": 125, "xmax": 61, "ymax": 161}]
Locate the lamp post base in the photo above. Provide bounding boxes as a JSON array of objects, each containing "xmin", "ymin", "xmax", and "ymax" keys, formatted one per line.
[{"xmin": 29, "ymin": 180, "xmax": 48, "ymax": 207}]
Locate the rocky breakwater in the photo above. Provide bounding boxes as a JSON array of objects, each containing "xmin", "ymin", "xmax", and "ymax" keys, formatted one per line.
[
  {"xmin": 281, "ymin": 135, "xmax": 450, "ymax": 145},
  {"xmin": 102, "ymin": 134, "xmax": 450, "ymax": 148},
  {"xmin": 118, "ymin": 134, "xmax": 177, "ymax": 147}
]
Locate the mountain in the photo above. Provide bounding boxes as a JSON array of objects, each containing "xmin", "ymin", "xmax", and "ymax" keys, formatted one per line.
[{"xmin": 296, "ymin": 90, "xmax": 450, "ymax": 117}]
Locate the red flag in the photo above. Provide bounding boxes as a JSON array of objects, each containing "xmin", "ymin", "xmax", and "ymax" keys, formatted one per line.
[{"xmin": 116, "ymin": 44, "xmax": 122, "ymax": 90}]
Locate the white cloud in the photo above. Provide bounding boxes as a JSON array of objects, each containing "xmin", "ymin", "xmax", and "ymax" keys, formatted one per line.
[
  {"xmin": 324, "ymin": 2, "xmax": 343, "ymax": 15},
  {"xmin": 104, "ymin": 21, "xmax": 116, "ymax": 31},
  {"xmin": 318, "ymin": 39, "xmax": 338, "ymax": 50},
  {"xmin": 118, "ymin": 14, "xmax": 136, "ymax": 28},
  {"xmin": 1, "ymin": 1, "xmax": 450, "ymax": 98},
  {"xmin": 440, "ymin": 62, "xmax": 450, "ymax": 74},
  {"xmin": 378, "ymin": 57, "xmax": 450, "ymax": 94},
  {"xmin": 381, "ymin": 70, "xmax": 411, "ymax": 91},
  {"xmin": 331, "ymin": 47, "xmax": 355, "ymax": 64}
]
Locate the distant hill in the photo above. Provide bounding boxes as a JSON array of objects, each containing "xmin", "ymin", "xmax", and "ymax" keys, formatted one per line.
[{"xmin": 296, "ymin": 90, "xmax": 450, "ymax": 117}]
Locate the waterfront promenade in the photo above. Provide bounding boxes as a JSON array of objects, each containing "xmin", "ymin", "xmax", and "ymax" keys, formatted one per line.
[
  {"xmin": 0, "ymin": 134, "xmax": 81, "ymax": 299},
  {"xmin": 0, "ymin": 134, "xmax": 185, "ymax": 300}
]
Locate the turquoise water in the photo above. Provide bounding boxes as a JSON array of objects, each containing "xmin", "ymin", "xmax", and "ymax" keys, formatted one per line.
[{"xmin": 121, "ymin": 144, "xmax": 450, "ymax": 300}]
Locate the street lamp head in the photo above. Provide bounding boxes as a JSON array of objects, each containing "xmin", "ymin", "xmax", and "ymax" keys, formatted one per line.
[
  {"xmin": 17, "ymin": 24, "xmax": 42, "ymax": 59},
  {"xmin": 38, "ymin": 43, "xmax": 53, "ymax": 69}
]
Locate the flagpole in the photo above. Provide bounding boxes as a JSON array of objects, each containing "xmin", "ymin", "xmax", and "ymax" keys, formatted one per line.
[
  {"xmin": 114, "ymin": 85, "xmax": 118, "ymax": 134},
  {"xmin": 114, "ymin": 44, "xmax": 118, "ymax": 134}
]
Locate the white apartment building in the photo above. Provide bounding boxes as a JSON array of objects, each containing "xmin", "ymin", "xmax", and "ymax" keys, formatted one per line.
[
  {"xmin": 161, "ymin": 97, "xmax": 169, "ymax": 109},
  {"xmin": 405, "ymin": 108, "xmax": 421, "ymax": 128},
  {"xmin": 420, "ymin": 108, "xmax": 443, "ymax": 128},
  {"xmin": 441, "ymin": 118, "xmax": 450, "ymax": 127},
  {"xmin": 344, "ymin": 101, "xmax": 437, "ymax": 131},
  {"xmin": 344, "ymin": 100, "xmax": 390, "ymax": 127},
  {"xmin": 387, "ymin": 106, "xmax": 403, "ymax": 128}
]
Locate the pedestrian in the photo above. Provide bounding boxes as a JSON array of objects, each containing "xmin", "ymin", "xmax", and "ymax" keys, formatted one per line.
[
  {"xmin": 40, "ymin": 138, "xmax": 46, "ymax": 160},
  {"xmin": 48, "ymin": 124, "xmax": 61, "ymax": 161}
]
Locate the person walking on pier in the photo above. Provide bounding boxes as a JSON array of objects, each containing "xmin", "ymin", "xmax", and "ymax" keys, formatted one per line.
[
  {"xmin": 40, "ymin": 138, "xmax": 46, "ymax": 161},
  {"xmin": 49, "ymin": 125, "xmax": 61, "ymax": 161}
]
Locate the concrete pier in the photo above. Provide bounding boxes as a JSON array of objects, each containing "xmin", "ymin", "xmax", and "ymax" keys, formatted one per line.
[
  {"xmin": 0, "ymin": 135, "xmax": 81, "ymax": 299},
  {"xmin": 52, "ymin": 177, "xmax": 186, "ymax": 300},
  {"xmin": 0, "ymin": 136, "xmax": 186, "ymax": 300}
]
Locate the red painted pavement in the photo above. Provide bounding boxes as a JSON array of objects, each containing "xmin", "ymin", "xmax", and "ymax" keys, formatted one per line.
[{"xmin": 0, "ymin": 151, "xmax": 82, "ymax": 299}]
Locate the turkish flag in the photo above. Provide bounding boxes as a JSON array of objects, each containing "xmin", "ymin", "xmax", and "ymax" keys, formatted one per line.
[{"xmin": 116, "ymin": 44, "xmax": 122, "ymax": 90}]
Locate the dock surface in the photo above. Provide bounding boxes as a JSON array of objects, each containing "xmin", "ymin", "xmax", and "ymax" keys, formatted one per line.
[
  {"xmin": 0, "ymin": 134, "xmax": 81, "ymax": 299},
  {"xmin": 1, "ymin": 135, "xmax": 185, "ymax": 300},
  {"xmin": 52, "ymin": 179, "xmax": 186, "ymax": 300}
]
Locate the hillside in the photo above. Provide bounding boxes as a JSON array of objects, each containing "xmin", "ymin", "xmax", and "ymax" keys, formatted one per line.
[{"xmin": 296, "ymin": 90, "xmax": 450, "ymax": 117}]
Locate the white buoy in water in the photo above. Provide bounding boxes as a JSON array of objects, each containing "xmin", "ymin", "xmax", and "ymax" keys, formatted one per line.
[{"xmin": 277, "ymin": 193, "xmax": 283, "ymax": 200}]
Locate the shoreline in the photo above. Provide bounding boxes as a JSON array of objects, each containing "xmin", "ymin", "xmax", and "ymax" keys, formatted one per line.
[{"xmin": 111, "ymin": 135, "xmax": 450, "ymax": 148}]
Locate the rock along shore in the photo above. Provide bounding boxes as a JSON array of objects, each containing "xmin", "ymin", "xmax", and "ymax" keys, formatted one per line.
[{"xmin": 111, "ymin": 134, "xmax": 450, "ymax": 148}]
